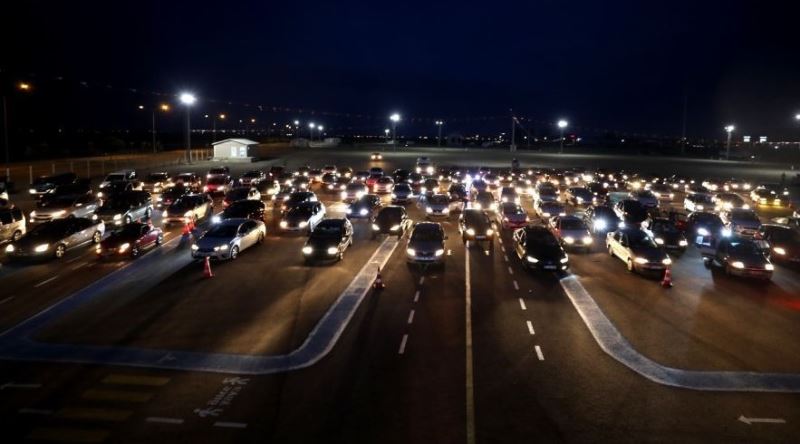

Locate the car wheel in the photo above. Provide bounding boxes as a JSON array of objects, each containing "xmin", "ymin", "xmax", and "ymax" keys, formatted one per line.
[
  {"xmin": 124, "ymin": 216, "xmax": 132, "ymax": 224},
  {"xmin": 130, "ymin": 246, "xmax": 140, "ymax": 258},
  {"xmin": 229, "ymin": 246, "xmax": 239, "ymax": 260},
  {"xmin": 12, "ymin": 230, "xmax": 22, "ymax": 242},
  {"xmin": 54, "ymin": 244, "xmax": 66, "ymax": 259},
  {"xmin": 92, "ymin": 231, "xmax": 102, "ymax": 243},
  {"xmin": 626, "ymin": 259, "xmax": 634, "ymax": 272},
  {"xmin": 156, "ymin": 235, "xmax": 163, "ymax": 246}
]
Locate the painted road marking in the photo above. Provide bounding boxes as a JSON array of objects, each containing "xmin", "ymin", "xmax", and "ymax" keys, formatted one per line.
[
  {"xmin": 57, "ymin": 407, "xmax": 133, "ymax": 422},
  {"xmin": 507, "ymin": 266, "xmax": 513, "ymax": 275},
  {"xmin": 526, "ymin": 321, "xmax": 535, "ymax": 335},
  {"xmin": 27, "ymin": 428, "xmax": 110, "ymax": 442},
  {"xmin": 518, "ymin": 298, "xmax": 527, "ymax": 310},
  {"xmin": 398, "ymin": 334, "xmax": 409, "ymax": 354},
  {"xmin": 214, "ymin": 421, "xmax": 248, "ymax": 429},
  {"xmin": 82, "ymin": 389, "xmax": 153, "ymax": 403},
  {"xmin": 559, "ymin": 275, "xmax": 800, "ymax": 392},
  {"xmin": 407, "ymin": 310, "xmax": 415, "ymax": 324},
  {"xmin": 535, "ymin": 345, "xmax": 545, "ymax": 361},
  {"xmin": 146, "ymin": 417, "xmax": 184, "ymax": 425},
  {"xmin": 102, "ymin": 374, "xmax": 170, "ymax": 386},
  {"xmin": 419, "ymin": 276, "xmax": 425, "ymax": 285},
  {"xmin": 34, "ymin": 275, "xmax": 59, "ymax": 288},
  {"xmin": 498, "ymin": 237, "xmax": 503, "ymax": 245},
  {"xmin": 0, "ymin": 296, "xmax": 13, "ymax": 305},
  {"xmin": 70, "ymin": 261, "xmax": 88, "ymax": 271},
  {"xmin": 65, "ymin": 255, "xmax": 85, "ymax": 264},
  {"xmin": 1, "ymin": 382, "xmax": 42, "ymax": 390},
  {"xmin": 19, "ymin": 408, "xmax": 53, "ymax": 415},
  {"xmin": 738, "ymin": 415, "xmax": 786, "ymax": 425},
  {"xmin": 465, "ymin": 248, "xmax": 476, "ymax": 444},
  {"xmin": 413, "ymin": 290, "xmax": 420, "ymax": 303},
  {"xmin": 500, "ymin": 245, "xmax": 505, "ymax": 253},
  {"xmin": 513, "ymin": 280, "xmax": 519, "ymax": 291},
  {"xmin": 503, "ymin": 255, "xmax": 509, "ymax": 263}
]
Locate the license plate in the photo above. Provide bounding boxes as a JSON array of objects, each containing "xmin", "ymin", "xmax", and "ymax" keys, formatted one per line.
[{"xmin": 544, "ymin": 265, "xmax": 556, "ymax": 270}]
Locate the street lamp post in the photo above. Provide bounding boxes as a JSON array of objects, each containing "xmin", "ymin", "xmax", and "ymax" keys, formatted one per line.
[
  {"xmin": 308, "ymin": 122, "xmax": 316, "ymax": 142},
  {"xmin": 179, "ymin": 92, "xmax": 197, "ymax": 164},
  {"xmin": 795, "ymin": 114, "xmax": 800, "ymax": 154},
  {"xmin": 724, "ymin": 124, "xmax": 735, "ymax": 160},
  {"xmin": 384, "ymin": 128, "xmax": 390, "ymax": 142},
  {"xmin": 293, "ymin": 120, "xmax": 300, "ymax": 139},
  {"xmin": 557, "ymin": 119, "xmax": 568, "ymax": 154},
  {"xmin": 390, "ymin": 113, "xmax": 400, "ymax": 149},
  {"xmin": 318, "ymin": 125, "xmax": 324, "ymax": 141},
  {"xmin": 148, "ymin": 103, "xmax": 170, "ymax": 154},
  {"xmin": 3, "ymin": 82, "xmax": 33, "ymax": 165},
  {"xmin": 435, "ymin": 120, "xmax": 444, "ymax": 147}
]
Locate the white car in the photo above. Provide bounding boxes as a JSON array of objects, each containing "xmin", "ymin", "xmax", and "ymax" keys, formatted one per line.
[
  {"xmin": 416, "ymin": 157, "xmax": 434, "ymax": 175},
  {"xmin": 191, "ymin": 218, "xmax": 266, "ymax": 260},
  {"xmin": 684, "ymin": 194, "xmax": 712, "ymax": 212}
]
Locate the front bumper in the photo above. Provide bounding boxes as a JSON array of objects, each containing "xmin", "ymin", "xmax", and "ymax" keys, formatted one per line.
[
  {"xmin": 728, "ymin": 267, "xmax": 773, "ymax": 279},
  {"xmin": 192, "ymin": 249, "xmax": 232, "ymax": 260}
]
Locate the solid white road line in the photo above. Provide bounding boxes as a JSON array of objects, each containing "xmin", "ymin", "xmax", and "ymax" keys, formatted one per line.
[
  {"xmin": 33, "ymin": 276, "xmax": 59, "ymax": 288},
  {"xmin": 0, "ymin": 296, "xmax": 14, "ymax": 305},
  {"xmin": 398, "ymin": 334, "xmax": 409, "ymax": 355},
  {"xmin": 413, "ymin": 290, "xmax": 420, "ymax": 303},
  {"xmin": 518, "ymin": 298, "xmax": 527, "ymax": 310},
  {"xmin": 65, "ymin": 255, "xmax": 84, "ymax": 264},
  {"xmin": 407, "ymin": 310, "xmax": 415, "ymax": 324},
  {"xmin": 70, "ymin": 261, "xmax": 88, "ymax": 271},
  {"xmin": 146, "ymin": 417, "xmax": 184, "ymax": 424},
  {"xmin": 419, "ymin": 276, "xmax": 425, "ymax": 285},
  {"xmin": 527, "ymin": 321, "xmax": 535, "ymax": 335},
  {"xmin": 507, "ymin": 266, "xmax": 514, "ymax": 275},
  {"xmin": 535, "ymin": 345, "xmax": 545, "ymax": 361},
  {"xmin": 465, "ymin": 248, "xmax": 476, "ymax": 444},
  {"xmin": 214, "ymin": 421, "xmax": 247, "ymax": 428},
  {"xmin": 19, "ymin": 408, "xmax": 53, "ymax": 415},
  {"xmin": 513, "ymin": 280, "xmax": 519, "ymax": 291}
]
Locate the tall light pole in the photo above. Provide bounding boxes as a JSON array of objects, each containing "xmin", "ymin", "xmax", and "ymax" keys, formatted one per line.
[
  {"xmin": 724, "ymin": 124, "xmax": 735, "ymax": 160},
  {"xmin": 795, "ymin": 114, "xmax": 800, "ymax": 153},
  {"xmin": 293, "ymin": 120, "xmax": 300, "ymax": 139},
  {"xmin": 179, "ymin": 92, "xmax": 196, "ymax": 163},
  {"xmin": 318, "ymin": 125, "xmax": 324, "ymax": 140},
  {"xmin": 384, "ymin": 128, "xmax": 390, "ymax": 142},
  {"xmin": 148, "ymin": 103, "xmax": 170, "ymax": 153},
  {"xmin": 3, "ymin": 82, "xmax": 32, "ymax": 165},
  {"xmin": 435, "ymin": 120, "xmax": 444, "ymax": 147},
  {"xmin": 308, "ymin": 122, "xmax": 316, "ymax": 141},
  {"xmin": 390, "ymin": 113, "xmax": 400, "ymax": 149},
  {"xmin": 557, "ymin": 119, "xmax": 568, "ymax": 154}
]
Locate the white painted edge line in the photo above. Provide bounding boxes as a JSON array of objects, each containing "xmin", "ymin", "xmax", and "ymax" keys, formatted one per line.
[
  {"xmin": 407, "ymin": 310, "xmax": 415, "ymax": 324},
  {"xmin": 535, "ymin": 345, "xmax": 545, "ymax": 361},
  {"xmin": 526, "ymin": 321, "xmax": 535, "ymax": 335},
  {"xmin": 0, "ymin": 296, "xmax": 13, "ymax": 305},
  {"xmin": 559, "ymin": 275, "xmax": 800, "ymax": 392},
  {"xmin": 503, "ymin": 255, "xmax": 509, "ymax": 263},
  {"xmin": 398, "ymin": 334, "xmax": 408, "ymax": 354},
  {"xmin": 465, "ymin": 247, "xmax": 476, "ymax": 444},
  {"xmin": 413, "ymin": 290, "xmax": 420, "ymax": 303},
  {"xmin": 518, "ymin": 298, "xmax": 527, "ymax": 311},
  {"xmin": 33, "ymin": 276, "xmax": 58, "ymax": 288},
  {"xmin": 146, "ymin": 417, "xmax": 184, "ymax": 424},
  {"xmin": 500, "ymin": 245, "xmax": 506, "ymax": 253},
  {"xmin": 419, "ymin": 276, "xmax": 425, "ymax": 285},
  {"xmin": 214, "ymin": 421, "xmax": 247, "ymax": 428}
]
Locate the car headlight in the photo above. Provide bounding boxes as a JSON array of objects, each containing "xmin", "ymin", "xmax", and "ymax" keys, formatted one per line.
[
  {"xmin": 34, "ymin": 243, "xmax": 50, "ymax": 253},
  {"xmin": 390, "ymin": 225, "xmax": 400, "ymax": 231},
  {"xmin": 5, "ymin": 244, "xmax": 15, "ymax": 253},
  {"xmin": 113, "ymin": 214, "xmax": 122, "ymax": 220},
  {"xmin": 299, "ymin": 221, "xmax": 309, "ymax": 228},
  {"xmin": 280, "ymin": 221, "xmax": 288, "ymax": 228},
  {"xmin": 421, "ymin": 187, "xmax": 427, "ymax": 193},
  {"xmin": 191, "ymin": 244, "xmax": 199, "ymax": 251},
  {"xmin": 184, "ymin": 211, "xmax": 193, "ymax": 218},
  {"xmin": 29, "ymin": 188, "xmax": 37, "ymax": 194},
  {"xmin": 722, "ymin": 228, "xmax": 732, "ymax": 237},
  {"xmin": 593, "ymin": 220, "xmax": 607, "ymax": 230},
  {"xmin": 442, "ymin": 208, "xmax": 450, "ymax": 214},
  {"xmin": 30, "ymin": 211, "xmax": 37, "ymax": 218},
  {"xmin": 679, "ymin": 240, "xmax": 688, "ymax": 247},
  {"xmin": 765, "ymin": 263, "xmax": 774, "ymax": 271},
  {"xmin": 696, "ymin": 205, "xmax": 704, "ymax": 211},
  {"xmin": 434, "ymin": 249, "xmax": 444, "ymax": 257},
  {"xmin": 633, "ymin": 257, "xmax": 648, "ymax": 264},
  {"xmin": 742, "ymin": 204, "xmax": 749, "ymax": 210},
  {"xmin": 662, "ymin": 257, "xmax": 672, "ymax": 265},
  {"xmin": 426, "ymin": 207, "xmax": 433, "ymax": 213},
  {"xmin": 654, "ymin": 238, "xmax": 664, "ymax": 245},
  {"xmin": 697, "ymin": 227, "xmax": 710, "ymax": 236},
  {"xmin": 473, "ymin": 203, "xmax": 482, "ymax": 210},
  {"xmin": 302, "ymin": 246, "xmax": 313, "ymax": 255},
  {"xmin": 95, "ymin": 244, "xmax": 102, "ymax": 253},
  {"xmin": 359, "ymin": 209, "xmax": 368, "ymax": 216},
  {"xmin": 582, "ymin": 236, "xmax": 593, "ymax": 245},
  {"xmin": 118, "ymin": 242, "xmax": 130, "ymax": 253},
  {"xmin": 327, "ymin": 247, "xmax": 338, "ymax": 255},
  {"xmin": 486, "ymin": 229, "xmax": 494, "ymax": 236},
  {"xmin": 211, "ymin": 215, "xmax": 221, "ymax": 224},
  {"xmin": 407, "ymin": 248, "xmax": 416, "ymax": 256},
  {"xmin": 564, "ymin": 236, "xmax": 575, "ymax": 244},
  {"xmin": 541, "ymin": 212, "xmax": 551, "ymax": 218},
  {"xmin": 92, "ymin": 214, "xmax": 98, "ymax": 220},
  {"xmin": 731, "ymin": 261, "xmax": 745, "ymax": 269},
  {"xmin": 372, "ymin": 223, "xmax": 380, "ymax": 231},
  {"xmin": 527, "ymin": 256, "xmax": 539, "ymax": 263},
  {"xmin": 51, "ymin": 210, "xmax": 66, "ymax": 218},
  {"xmin": 466, "ymin": 228, "xmax": 475, "ymax": 236},
  {"xmin": 773, "ymin": 247, "xmax": 786, "ymax": 255},
  {"xmin": 391, "ymin": 193, "xmax": 397, "ymax": 199}
]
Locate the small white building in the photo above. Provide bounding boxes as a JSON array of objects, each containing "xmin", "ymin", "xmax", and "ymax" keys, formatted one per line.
[{"xmin": 212, "ymin": 138, "xmax": 261, "ymax": 161}]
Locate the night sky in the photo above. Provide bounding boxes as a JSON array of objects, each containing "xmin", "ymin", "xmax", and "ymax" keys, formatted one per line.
[{"xmin": 4, "ymin": 0, "xmax": 800, "ymax": 138}]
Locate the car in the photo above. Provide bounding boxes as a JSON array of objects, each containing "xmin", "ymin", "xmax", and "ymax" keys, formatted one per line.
[
  {"xmin": 366, "ymin": 172, "xmax": 383, "ymax": 189},
  {"xmin": 472, "ymin": 190, "xmax": 498, "ymax": 213},
  {"xmin": 5, "ymin": 217, "xmax": 104, "ymax": 260},
  {"xmin": 392, "ymin": 169, "xmax": 410, "ymax": 183},
  {"xmin": 338, "ymin": 167, "xmax": 353, "ymax": 179},
  {"xmin": 701, "ymin": 237, "xmax": 773, "ymax": 280},
  {"xmin": 173, "ymin": 173, "xmax": 202, "ymax": 191},
  {"xmin": 606, "ymin": 228, "xmax": 671, "ymax": 275},
  {"xmin": 279, "ymin": 201, "xmax": 326, "ymax": 232},
  {"xmin": 534, "ymin": 183, "xmax": 559, "ymax": 203},
  {"xmin": 629, "ymin": 190, "xmax": 659, "ymax": 209},
  {"xmin": 722, "ymin": 178, "xmax": 752, "ymax": 192},
  {"xmin": 223, "ymin": 187, "xmax": 261, "ymax": 207},
  {"xmin": 649, "ymin": 183, "xmax": 675, "ymax": 202},
  {"xmin": 605, "ymin": 191, "xmax": 630, "ymax": 206},
  {"xmin": 321, "ymin": 173, "xmax": 338, "ymax": 191},
  {"xmin": 29, "ymin": 172, "xmax": 78, "ymax": 198},
  {"xmin": 272, "ymin": 185, "xmax": 296, "ymax": 203},
  {"xmin": 346, "ymin": 194, "xmax": 381, "ymax": 218},
  {"xmin": 758, "ymin": 224, "xmax": 800, "ymax": 265},
  {"xmin": 239, "ymin": 170, "xmax": 266, "ymax": 186},
  {"xmin": 720, "ymin": 208, "xmax": 761, "ymax": 237},
  {"xmin": 549, "ymin": 215, "xmax": 593, "ymax": 250},
  {"xmin": 391, "ymin": 183, "xmax": 414, "ymax": 204},
  {"xmin": 406, "ymin": 222, "xmax": 447, "ymax": 265},
  {"xmin": 681, "ymin": 211, "xmax": 729, "ymax": 245},
  {"xmin": 415, "ymin": 157, "xmax": 434, "ymax": 175},
  {"xmin": 281, "ymin": 191, "xmax": 318, "ymax": 213},
  {"xmin": 303, "ymin": 218, "xmax": 354, "ymax": 263},
  {"xmin": 206, "ymin": 166, "xmax": 230, "ymax": 178},
  {"xmin": 211, "ymin": 200, "xmax": 266, "ymax": 224},
  {"xmin": 498, "ymin": 186, "xmax": 520, "ymax": 204},
  {"xmin": 448, "ymin": 183, "xmax": 468, "ymax": 202},
  {"xmin": 342, "ymin": 182, "xmax": 368, "ymax": 202},
  {"xmin": 97, "ymin": 181, "xmax": 136, "ymax": 199},
  {"xmin": 458, "ymin": 209, "xmax": 495, "ymax": 246},
  {"xmin": 614, "ymin": 200, "xmax": 648, "ymax": 227},
  {"xmin": 535, "ymin": 200, "xmax": 566, "ymax": 219},
  {"xmin": 96, "ymin": 222, "xmax": 163, "ymax": 259},
  {"xmin": 684, "ymin": 193, "xmax": 713, "ymax": 212},
  {"xmin": 322, "ymin": 165, "xmax": 338, "ymax": 176},
  {"xmin": 191, "ymin": 218, "xmax": 266, "ymax": 260},
  {"xmin": 370, "ymin": 152, "xmax": 383, "ymax": 160},
  {"xmin": 296, "ymin": 165, "xmax": 312, "ymax": 177},
  {"xmin": 421, "ymin": 178, "xmax": 439, "ymax": 197},
  {"xmin": 425, "ymin": 193, "xmax": 452, "ymax": 218},
  {"xmin": 308, "ymin": 169, "xmax": 323, "ymax": 183},
  {"xmin": 374, "ymin": 176, "xmax": 395, "ymax": 194},
  {"xmin": 99, "ymin": 169, "xmax": 137, "ymax": 190},
  {"xmin": 157, "ymin": 185, "xmax": 191, "ymax": 209},
  {"xmin": 141, "ymin": 172, "xmax": 173, "ymax": 194},
  {"xmin": 497, "ymin": 202, "xmax": 528, "ymax": 229},
  {"xmin": 371, "ymin": 206, "xmax": 412, "ymax": 239},
  {"xmin": 30, "ymin": 194, "xmax": 100, "ymax": 223},
  {"xmin": 0, "ymin": 207, "xmax": 26, "ymax": 243},
  {"xmin": 512, "ymin": 225, "xmax": 569, "ymax": 271},
  {"xmin": 643, "ymin": 218, "xmax": 688, "ymax": 251},
  {"xmin": 40, "ymin": 182, "xmax": 93, "ymax": 202},
  {"xmin": 203, "ymin": 175, "xmax": 232, "ymax": 195},
  {"xmin": 163, "ymin": 194, "xmax": 214, "ymax": 226},
  {"xmin": 353, "ymin": 171, "xmax": 370, "ymax": 183},
  {"xmin": 712, "ymin": 193, "xmax": 749, "ymax": 212},
  {"xmin": 469, "ymin": 179, "xmax": 488, "ymax": 195},
  {"xmin": 750, "ymin": 187, "xmax": 786, "ymax": 208},
  {"xmin": 291, "ymin": 175, "xmax": 311, "ymax": 190},
  {"xmin": 93, "ymin": 191, "xmax": 153, "ymax": 226},
  {"xmin": 268, "ymin": 166, "xmax": 285, "ymax": 178},
  {"xmin": 565, "ymin": 187, "xmax": 594, "ymax": 206},
  {"xmin": 583, "ymin": 205, "xmax": 620, "ymax": 234}
]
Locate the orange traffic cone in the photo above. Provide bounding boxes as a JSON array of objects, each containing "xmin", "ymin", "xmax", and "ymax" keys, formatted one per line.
[
  {"xmin": 182, "ymin": 223, "xmax": 191, "ymax": 236},
  {"xmin": 203, "ymin": 256, "xmax": 214, "ymax": 278},
  {"xmin": 373, "ymin": 266, "xmax": 385, "ymax": 290},
  {"xmin": 661, "ymin": 268, "xmax": 672, "ymax": 288}
]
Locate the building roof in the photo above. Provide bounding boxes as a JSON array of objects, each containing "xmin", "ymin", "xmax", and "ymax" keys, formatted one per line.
[{"xmin": 212, "ymin": 138, "xmax": 259, "ymax": 146}]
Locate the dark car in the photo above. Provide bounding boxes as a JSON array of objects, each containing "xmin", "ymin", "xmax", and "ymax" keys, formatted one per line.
[
  {"xmin": 583, "ymin": 205, "xmax": 620, "ymax": 234},
  {"xmin": 302, "ymin": 218, "xmax": 354, "ymax": 263},
  {"xmin": 203, "ymin": 175, "xmax": 232, "ymax": 195},
  {"xmin": 281, "ymin": 191, "xmax": 318, "ymax": 213},
  {"xmin": 239, "ymin": 170, "xmax": 266, "ymax": 186},
  {"xmin": 406, "ymin": 222, "xmax": 447, "ymax": 266},
  {"xmin": 142, "ymin": 172, "xmax": 173, "ymax": 194},
  {"xmin": 98, "ymin": 181, "xmax": 135, "ymax": 199},
  {"xmin": 758, "ymin": 224, "xmax": 800, "ymax": 265},
  {"xmin": 614, "ymin": 199, "xmax": 648, "ymax": 227},
  {"xmin": 702, "ymin": 237, "xmax": 773, "ymax": 280},
  {"xmin": 644, "ymin": 218, "xmax": 688, "ymax": 252},
  {"xmin": 213, "ymin": 200, "xmax": 266, "ymax": 223},
  {"xmin": 681, "ymin": 211, "xmax": 729, "ymax": 245},
  {"xmin": 163, "ymin": 194, "xmax": 214, "ymax": 226},
  {"xmin": 158, "ymin": 185, "xmax": 191, "ymax": 209},
  {"xmin": 173, "ymin": 173, "xmax": 202, "ymax": 191},
  {"xmin": 29, "ymin": 172, "xmax": 78, "ymax": 198},
  {"xmin": 458, "ymin": 209, "xmax": 495, "ymax": 246},
  {"xmin": 346, "ymin": 194, "xmax": 381, "ymax": 218},
  {"xmin": 393, "ymin": 169, "xmax": 410, "ymax": 183},
  {"xmin": 448, "ymin": 183, "xmax": 468, "ymax": 202},
  {"xmin": 223, "ymin": 187, "xmax": 260, "ymax": 207},
  {"xmin": 371, "ymin": 206, "xmax": 411, "ymax": 239},
  {"xmin": 96, "ymin": 222, "xmax": 163, "ymax": 259},
  {"xmin": 40, "ymin": 182, "xmax": 92, "ymax": 202},
  {"xmin": 473, "ymin": 190, "xmax": 498, "ymax": 213},
  {"xmin": 512, "ymin": 225, "xmax": 569, "ymax": 271},
  {"xmin": 5, "ymin": 217, "xmax": 104, "ymax": 260},
  {"xmin": 391, "ymin": 183, "xmax": 414, "ymax": 204}
]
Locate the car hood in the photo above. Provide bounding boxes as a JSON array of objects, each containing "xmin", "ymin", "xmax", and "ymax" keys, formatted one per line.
[
  {"xmin": 196, "ymin": 236, "xmax": 235, "ymax": 249},
  {"xmin": 15, "ymin": 232, "xmax": 64, "ymax": 247},
  {"xmin": 376, "ymin": 217, "xmax": 402, "ymax": 228},
  {"xmin": 524, "ymin": 244, "xmax": 565, "ymax": 260},
  {"xmin": 629, "ymin": 245, "xmax": 665, "ymax": 261},
  {"xmin": 407, "ymin": 239, "xmax": 444, "ymax": 252},
  {"xmin": 306, "ymin": 236, "xmax": 342, "ymax": 249},
  {"xmin": 560, "ymin": 228, "xmax": 590, "ymax": 238},
  {"xmin": 95, "ymin": 207, "xmax": 130, "ymax": 215},
  {"xmin": 730, "ymin": 251, "xmax": 769, "ymax": 267},
  {"xmin": 101, "ymin": 232, "xmax": 138, "ymax": 247}
]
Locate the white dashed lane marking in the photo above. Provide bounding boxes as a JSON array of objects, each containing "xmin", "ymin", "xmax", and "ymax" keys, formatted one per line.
[
  {"xmin": 419, "ymin": 276, "xmax": 425, "ymax": 285},
  {"xmin": 526, "ymin": 321, "xmax": 535, "ymax": 335},
  {"xmin": 407, "ymin": 310, "xmax": 415, "ymax": 324},
  {"xmin": 33, "ymin": 276, "xmax": 59, "ymax": 288},
  {"xmin": 507, "ymin": 266, "xmax": 514, "ymax": 275},
  {"xmin": 413, "ymin": 290, "xmax": 420, "ymax": 302},
  {"xmin": 513, "ymin": 280, "xmax": 519, "ymax": 291},
  {"xmin": 535, "ymin": 345, "xmax": 545, "ymax": 361},
  {"xmin": 398, "ymin": 334, "xmax": 409, "ymax": 354},
  {"xmin": 214, "ymin": 422, "xmax": 247, "ymax": 429},
  {"xmin": 146, "ymin": 417, "xmax": 184, "ymax": 425},
  {"xmin": 518, "ymin": 298, "xmax": 527, "ymax": 310}
]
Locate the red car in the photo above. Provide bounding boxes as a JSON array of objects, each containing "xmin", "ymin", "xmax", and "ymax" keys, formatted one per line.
[
  {"xmin": 497, "ymin": 202, "xmax": 529, "ymax": 229},
  {"xmin": 96, "ymin": 222, "xmax": 163, "ymax": 259}
]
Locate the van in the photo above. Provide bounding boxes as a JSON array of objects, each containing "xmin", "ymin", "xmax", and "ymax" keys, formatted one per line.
[{"xmin": 0, "ymin": 207, "xmax": 26, "ymax": 242}]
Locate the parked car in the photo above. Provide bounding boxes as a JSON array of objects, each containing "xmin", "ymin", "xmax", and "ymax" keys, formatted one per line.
[
  {"xmin": 5, "ymin": 217, "xmax": 104, "ymax": 260},
  {"xmin": 303, "ymin": 219, "xmax": 354, "ymax": 263},
  {"xmin": 191, "ymin": 218, "xmax": 266, "ymax": 260},
  {"xmin": 96, "ymin": 222, "xmax": 163, "ymax": 259}
]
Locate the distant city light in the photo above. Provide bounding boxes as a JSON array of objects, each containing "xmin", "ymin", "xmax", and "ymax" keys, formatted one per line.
[
  {"xmin": 250, "ymin": 118, "xmax": 256, "ymax": 123},
  {"xmin": 318, "ymin": 125, "xmax": 324, "ymax": 131},
  {"xmin": 725, "ymin": 124, "xmax": 735, "ymax": 133},
  {"xmin": 160, "ymin": 104, "xmax": 170, "ymax": 111},
  {"xmin": 795, "ymin": 114, "xmax": 800, "ymax": 121},
  {"xmin": 18, "ymin": 82, "xmax": 31, "ymax": 91},
  {"xmin": 390, "ymin": 113, "xmax": 401, "ymax": 122},
  {"xmin": 309, "ymin": 122, "xmax": 316, "ymax": 129},
  {"xmin": 138, "ymin": 105, "xmax": 145, "ymax": 110},
  {"xmin": 557, "ymin": 119, "xmax": 568, "ymax": 129},
  {"xmin": 219, "ymin": 113, "xmax": 226, "ymax": 119},
  {"xmin": 179, "ymin": 92, "xmax": 196, "ymax": 105},
  {"xmin": 294, "ymin": 120, "xmax": 300, "ymax": 125}
]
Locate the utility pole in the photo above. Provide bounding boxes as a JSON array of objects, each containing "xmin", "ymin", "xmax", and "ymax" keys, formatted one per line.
[
  {"xmin": 510, "ymin": 111, "xmax": 516, "ymax": 152},
  {"xmin": 2, "ymin": 95, "xmax": 8, "ymax": 165},
  {"xmin": 151, "ymin": 111, "xmax": 157, "ymax": 154},
  {"xmin": 681, "ymin": 94, "xmax": 688, "ymax": 155}
]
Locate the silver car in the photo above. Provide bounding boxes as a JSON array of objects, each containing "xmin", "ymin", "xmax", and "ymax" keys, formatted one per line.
[
  {"xmin": 0, "ymin": 207, "xmax": 26, "ymax": 243},
  {"xmin": 30, "ymin": 195, "xmax": 100, "ymax": 223},
  {"xmin": 425, "ymin": 194, "xmax": 451, "ymax": 218},
  {"xmin": 191, "ymin": 218, "xmax": 266, "ymax": 260}
]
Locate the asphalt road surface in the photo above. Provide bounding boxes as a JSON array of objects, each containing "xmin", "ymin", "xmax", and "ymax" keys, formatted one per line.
[{"xmin": 1, "ymin": 146, "xmax": 799, "ymax": 443}]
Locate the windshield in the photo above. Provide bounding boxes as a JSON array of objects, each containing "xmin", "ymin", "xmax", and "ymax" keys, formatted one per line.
[
  {"xmin": 104, "ymin": 199, "xmax": 133, "ymax": 210},
  {"xmin": 728, "ymin": 240, "xmax": 761, "ymax": 256},
  {"xmin": 205, "ymin": 224, "xmax": 239, "ymax": 237},
  {"xmin": 411, "ymin": 225, "xmax": 442, "ymax": 242},
  {"xmin": 377, "ymin": 208, "xmax": 403, "ymax": 221},
  {"xmin": 104, "ymin": 174, "xmax": 125, "ymax": 182},
  {"xmin": 207, "ymin": 177, "xmax": 227, "ymax": 185},
  {"xmin": 627, "ymin": 231, "xmax": 658, "ymax": 248},
  {"xmin": 528, "ymin": 230, "xmax": 559, "ymax": 247},
  {"xmin": 429, "ymin": 195, "xmax": 449, "ymax": 205},
  {"xmin": 311, "ymin": 223, "xmax": 343, "ymax": 237}
]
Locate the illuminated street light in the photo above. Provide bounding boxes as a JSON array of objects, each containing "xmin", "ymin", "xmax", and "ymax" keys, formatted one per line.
[
  {"xmin": 309, "ymin": 122, "xmax": 316, "ymax": 141},
  {"xmin": 317, "ymin": 125, "xmax": 324, "ymax": 139},
  {"xmin": 557, "ymin": 119, "xmax": 568, "ymax": 154},
  {"xmin": 389, "ymin": 113, "xmax": 401, "ymax": 147},
  {"xmin": 435, "ymin": 120, "xmax": 444, "ymax": 147},
  {"xmin": 160, "ymin": 104, "xmax": 170, "ymax": 112},
  {"xmin": 18, "ymin": 82, "xmax": 31, "ymax": 91},
  {"xmin": 179, "ymin": 92, "xmax": 196, "ymax": 163},
  {"xmin": 3, "ymin": 82, "xmax": 34, "ymax": 164},
  {"xmin": 250, "ymin": 118, "xmax": 256, "ymax": 123},
  {"xmin": 138, "ymin": 105, "xmax": 145, "ymax": 110},
  {"xmin": 724, "ymin": 124, "xmax": 735, "ymax": 160}
]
